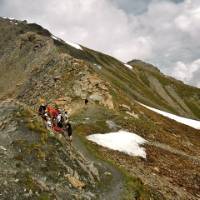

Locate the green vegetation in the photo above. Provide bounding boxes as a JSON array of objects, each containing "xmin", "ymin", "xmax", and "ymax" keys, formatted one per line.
[
  {"xmin": 18, "ymin": 172, "xmax": 40, "ymax": 192},
  {"xmin": 122, "ymin": 170, "xmax": 153, "ymax": 200},
  {"xmin": 38, "ymin": 193, "xmax": 53, "ymax": 200},
  {"xmin": 16, "ymin": 172, "xmax": 55, "ymax": 200},
  {"xmin": 185, "ymin": 100, "xmax": 200, "ymax": 118},
  {"xmin": 12, "ymin": 139, "xmax": 46, "ymax": 161},
  {"xmin": 16, "ymin": 106, "xmax": 48, "ymax": 144}
]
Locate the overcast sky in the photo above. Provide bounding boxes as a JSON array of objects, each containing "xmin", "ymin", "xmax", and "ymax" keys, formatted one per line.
[{"xmin": 0, "ymin": 0, "xmax": 200, "ymax": 87}]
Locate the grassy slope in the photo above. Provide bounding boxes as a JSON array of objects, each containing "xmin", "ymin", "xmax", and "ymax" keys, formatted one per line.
[{"xmin": 129, "ymin": 60, "xmax": 200, "ymax": 117}]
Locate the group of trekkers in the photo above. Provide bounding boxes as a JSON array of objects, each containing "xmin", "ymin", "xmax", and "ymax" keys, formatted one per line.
[{"xmin": 38, "ymin": 103, "xmax": 73, "ymax": 142}]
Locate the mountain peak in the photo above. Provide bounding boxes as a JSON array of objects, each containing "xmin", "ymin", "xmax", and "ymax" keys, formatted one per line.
[{"xmin": 128, "ymin": 59, "xmax": 161, "ymax": 73}]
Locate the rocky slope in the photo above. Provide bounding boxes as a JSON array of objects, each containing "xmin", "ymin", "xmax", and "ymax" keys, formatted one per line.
[
  {"xmin": 0, "ymin": 100, "xmax": 102, "ymax": 199},
  {"xmin": 0, "ymin": 17, "xmax": 200, "ymax": 200}
]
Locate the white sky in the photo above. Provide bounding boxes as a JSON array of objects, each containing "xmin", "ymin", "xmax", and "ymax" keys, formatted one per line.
[{"xmin": 0, "ymin": 0, "xmax": 200, "ymax": 87}]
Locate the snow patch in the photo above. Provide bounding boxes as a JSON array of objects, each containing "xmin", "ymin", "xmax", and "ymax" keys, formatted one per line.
[
  {"xmin": 87, "ymin": 130, "xmax": 147, "ymax": 158},
  {"xmin": 124, "ymin": 63, "xmax": 133, "ymax": 69},
  {"xmin": 51, "ymin": 35, "xmax": 62, "ymax": 42},
  {"xmin": 140, "ymin": 103, "xmax": 200, "ymax": 129},
  {"xmin": 51, "ymin": 35, "xmax": 83, "ymax": 50},
  {"xmin": 3, "ymin": 17, "xmax": 15, "ymax": 20},
  {"xmin": 65, "ymin": 40, "xmax": 83, "ymax": 50}
]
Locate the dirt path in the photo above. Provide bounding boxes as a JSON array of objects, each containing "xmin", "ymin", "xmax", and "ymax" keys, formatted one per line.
[{"xmin": 72, "ymin": 133, "xmax": 125, "ymax": 200}]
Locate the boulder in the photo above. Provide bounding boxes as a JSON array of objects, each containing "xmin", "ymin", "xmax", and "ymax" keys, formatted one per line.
[{"xmin": 65, "ymin": 174, "xmax": 86, "ymax": 190}]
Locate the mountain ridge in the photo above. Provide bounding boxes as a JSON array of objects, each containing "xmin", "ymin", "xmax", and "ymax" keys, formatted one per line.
[{"xmin": 1, "ymin": 16, "xmax": 200, "ymax": 121}]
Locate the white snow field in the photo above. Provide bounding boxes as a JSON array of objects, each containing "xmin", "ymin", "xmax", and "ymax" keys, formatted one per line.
[
  {"xmin": 87, "ymin": 130, "xmax": 147, "ymax": 158},
  {"xmin": 51, "ymin": 35, "xmax": 83, "ymax": 50},
  {"xmin": 124, "ymin": 63, "xmax": 133, "ymax": 69},
  {"xmin": 140, "ymin": 103, "xmax": 200, "ymax": 129}
]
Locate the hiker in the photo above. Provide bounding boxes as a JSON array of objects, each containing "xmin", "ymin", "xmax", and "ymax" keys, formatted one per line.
[
  {"xmin": 39, "ymin": 104, "xmax": 72, "ymax": 142},
  {"xmin": 66, "ymin": 122, "xmax": 73, "ymax": 142},
  {"xmin": 57, "ymin": 112, "xmax": 64, "ymax": 128},
  {"xmin": 47, "ymin": 105, "xmax": 59, "ymax": 120},
  {"xmin": 52, "ymin": 122, "xmax": 64, "ymax": 133},
  {"xmin": 64, "ymin": 111, "xmax": 69, "ymax": 124},
  {"xmin": 57, "ymin": 112, "xmax": 62, "ymax": 124},
  {"xmin": 85, "ymin": 98, "xmax": 89, "ymax": 105},
  {"xmin": 38, "ymin": 104, "xmax": 47, "ymax": 120},
  {"xmin": 46, "ymin": 116, "xmax": 52, "ymax": 128},
  {"xmin": 57, "ymin": 110, "xmax": 69, "ymax": 127}
]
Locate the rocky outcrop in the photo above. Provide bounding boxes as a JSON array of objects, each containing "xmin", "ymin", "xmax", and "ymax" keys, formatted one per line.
[{"xmin": 73, "ymin": 73, "xmax": 114, "ymax": 109}]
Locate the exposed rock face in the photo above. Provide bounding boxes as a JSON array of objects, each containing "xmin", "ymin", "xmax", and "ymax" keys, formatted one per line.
[
  {"xmin": 0, "ymin": 18, "xmax": 114, "ymax": 112},
  {"xmin": 73, "ymin": 73, "xmax": 114, "ymax": 109},
  {"xmin": 0, "ymin": 100, "xmax": 100, "ymax": 199},
  {"xmin": 13, "ymin": 49, "xmax": 114, "ymax": 110}
]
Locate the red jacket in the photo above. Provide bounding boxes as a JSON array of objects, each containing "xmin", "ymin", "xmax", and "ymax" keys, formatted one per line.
[
  {"xmin": 52, "ymin": 124, "xmax": 64, "ymax": 133},
  {"xmin": 47, "ymin": 106, "xmax": 59, "ymax": 118}
]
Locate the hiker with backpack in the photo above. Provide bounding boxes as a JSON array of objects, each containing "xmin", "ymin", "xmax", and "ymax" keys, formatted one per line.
[
  {"xmin": 56, "ymin": 109, "xmax": 73, "ymax": 142},
  {"xmin": 62, "ymin": 122, "xmax": 73, "ymax": 143},
  {"xmin": 58, "ymin": 110, "xmax": 72, "ymax": 142},
  {"xmin": 38, "ymin": 103, "xmax": 73, "ymax": 142},
  {"xmin": 47, "ymin": 105, "xmax": 59, "ymax": 120},
  {"xmin": 38, "ymin": 105, "xmax": 48, "ymax": 121},
  {"xmin": 66, "ymin": 122, "xmax": 73, "ymax": 142}
]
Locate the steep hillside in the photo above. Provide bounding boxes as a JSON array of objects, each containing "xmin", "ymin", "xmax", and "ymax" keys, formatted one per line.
[
  {"xmin": 0, "ymin": 17, "xmax": 200, "ymax": 200},
  {"xmin": 0, "ymin": 100, "xmax": 101, "ymax": 199}
]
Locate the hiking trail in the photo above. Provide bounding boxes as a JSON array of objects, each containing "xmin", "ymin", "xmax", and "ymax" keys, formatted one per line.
[
  {"xmin": 46, "ymin": 122, "xmax": 125, "ymax": 200},
  {"xmin": 72, "ymin": 133, "xmax": 125, "ymax": 200}
]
